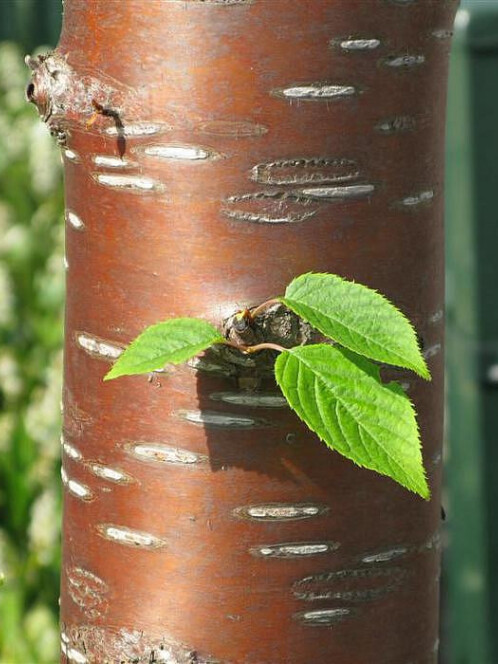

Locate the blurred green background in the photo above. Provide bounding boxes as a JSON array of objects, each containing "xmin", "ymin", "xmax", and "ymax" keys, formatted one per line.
[
  {"xmin": 1, "ymin": 1, "xmax": 498, "ymax": 663},
  {"xmin": 0, "ymin": 1, "xmax": 64, "ymax": 661}
]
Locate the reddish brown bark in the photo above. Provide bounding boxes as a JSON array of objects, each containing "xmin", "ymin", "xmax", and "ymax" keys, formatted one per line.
[{"xmin": 28, "ymin": 1, "xmax": 457, "ymax": 662}]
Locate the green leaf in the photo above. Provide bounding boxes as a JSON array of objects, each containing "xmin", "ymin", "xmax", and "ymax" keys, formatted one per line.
[
  {"xmin": 104, "ymin": 318, "xmax": 225, "ymax": 381},
  {"xmin": 281, "ymin": 273, "xmax": 430, "ymax": 379},
  {"xmin": 274, "ymin": 344, "xmax": 430, "ymax": 498}
]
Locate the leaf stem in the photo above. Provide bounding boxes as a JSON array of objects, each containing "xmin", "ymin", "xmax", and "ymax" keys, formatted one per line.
[
  {"xmin": 222, "ymin": 340, "xmax": 286, "ymax": 354},
  {"xmin": 249, "ymin": 298, "xmax": 282, "ymax": 319}
]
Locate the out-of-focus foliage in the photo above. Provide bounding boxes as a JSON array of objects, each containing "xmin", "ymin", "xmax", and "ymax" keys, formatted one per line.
[
  {"xmin": 0, "ymin": 1, "xmax": 61, "ymax": 52},
  {"xmin": 0, "ymin": 42, "xmax": 64, "ymax": 664}
]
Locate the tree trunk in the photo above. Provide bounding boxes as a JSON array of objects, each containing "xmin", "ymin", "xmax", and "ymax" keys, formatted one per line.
[{"xmin": 27, "ymin": 1, "xmax": 457, "ymax": 662}]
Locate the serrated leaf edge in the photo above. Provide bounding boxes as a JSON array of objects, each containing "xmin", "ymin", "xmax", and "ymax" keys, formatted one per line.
[
  {"xmin": 281, "ymin": 272, "xmax": 430, "ymax": 380},
  {"xmin": 275, "ymin": 347, "xmax": 430, "ymax": 499},
  {"xmin": 104, "ymin": 318, "xmax": 225, "ymax": 381}
]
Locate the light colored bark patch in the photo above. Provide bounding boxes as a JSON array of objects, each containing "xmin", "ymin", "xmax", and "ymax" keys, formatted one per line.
[
  {"xmin": 96, "ymin": 524, "xmax": 166, "ymax": 550},
  {"xmin": 223, "ymin": 191, "xmax": 320, "ymax": 224},
  {"xmin": 61, "ymin": 625, "xmax": 222, "ymax": 663},
  {"xmin": 209, "ymin": 392, "xmax": 287, "ymax": 408},
  {"xmin": 199, "ymin": 119, "xmax": 268, "ymax": 137},
  {"xmin": 141, "ymin": 144, "xmax": 220, "ymax": 161},
  {"xmin": 61, "ymin": 435, "xmax": 83, "ymax": 461},
  {"xmin": 383, "ymin": 54, "xmax": 425, "ymax": 68},
  {"xmin": 298, "ymin": 184, "xmax": 375, "ymax": 200},
  {"xmin": 187, "ymin": 357, "xmax": 236, "ymax": 377},
  {"xmin": 66, "ymin": 210, "xmax": 85, "ymax": 231},
  {"xmin": 429, "ymin": 309, "xmax": 444, "ymax": 325},
  {"xmin": 432, "ymin": 29, "xmax": 453, "ymax": 40},
  {"xmin": 361, "ymin": 547, "xmax": 408, "ymax": 564},
  {"xmin": 251, "ymin": 158, "xmax": 360, "ymax": 186},
  {"xmin": 61, "ymin": 467, "xmax": 94, "ymax": 502},
  {"xmin": 397, "ymin": 190, "xmax": 435, "ymax": 207},
  {"xmin": 63, "ymin": 149, "xmax": 80, "ymax": 162},
  {"xmin": 165, "ymin": 0, "xmax": 252, "ymax": 4},
  {"xmin": 423, "ymin": 343, "xmax": 441, "ymax": 360},
  {"xmin": 105, "ymin": 123, "xmax": 169, "ymax": 137},
  {"xmin": 86, "ymin": 462, "xmax": 134, "ymax": 484},
  {"xmin": 75, "ymin": 333, "xmax": 124, "ymax": 362},
  {"xmin": 93, "ymin": 174, "xmax": 164, "ymax": 193},
  {"xmin": 338, "ymin": 39, "xmax": 381, "ymax": 51},
  {"xmin": 234, "ymin": 503, "xmax": 329, "ymax": 522},
  {"xmin": 376, "ymin": 116, "xmax": 416, "ymax": 134},
  {"xmin": 67, "ymin": 567, "xmax": 109, "ymax": 620},
  {"xmin": 277, "ymin": 84, "xmax": 357, "ymax": 100},
  {"xmin": 250, "ymin": 541, "xmax": 340, "ymax": 558},
  {"xmin": 66, "ymin": 647, "xmax": 88, "ymax": 663},
  {"xmin": 92, "ymin": 155, "xmax": 137, "ymax": 169},
  {"xmin": 178, "ymin": 409, "xmax": 269, "ymax": 429},
  {"xmin": 293, "ymin": 567, "xmax": 407, "ymax": 603},
  {"xmin": 126, "ymin": 442, "xmax": 208, "ymax": 466},
  {"xmin": 294, "ymin": 608, "xmax": 352, "ymax": 626}
]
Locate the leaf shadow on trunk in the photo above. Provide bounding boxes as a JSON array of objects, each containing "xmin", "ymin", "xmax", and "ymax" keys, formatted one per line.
[{"xmin": 193, "ymin": 366, "xmax": 347, "ymax": 492}]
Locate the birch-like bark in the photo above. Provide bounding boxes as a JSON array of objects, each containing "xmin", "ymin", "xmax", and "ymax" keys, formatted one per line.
[{"xmin": 27, "ymin": 1, "xmax": 457, "ymax": 662}]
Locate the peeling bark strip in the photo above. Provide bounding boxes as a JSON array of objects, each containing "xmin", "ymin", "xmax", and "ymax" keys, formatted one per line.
[
  {"xmin": 178, "ymin": 409, "xmax": 269, "ymax": 428},
  {"xmin": 423, "ymin": 343, "xmax": 441, "ymax": 360},
  {"xmin": 361, "ymin": 547, "xmax": 407, "ymax": 563},
  {"xmin": 75, "ymin": 333, "xmax": 124, "ymax": 361},
  {"xmin": 383, "ymin": 54, "xmax": 426, "ymax": 68},
  {"xmin": 66, "ymin": 210, "xmax": 85, "ymax": 230},
  {"xmin": 298, "ymin": 184, "xmax": 375, "ymax": 200},
  {"xmin": 276, "ymin": 84, "xmax": 357, "ymax": 100},
  {"xmin": 432, "ymin": 29, "xmax": 453, "ymax": 40},
  {"xmin": 376, "ymin": 115, "xmax": 416, "ymax": 134},
  {"xmin": 209, "ymin": 392, "xmax": 287, "ymax": 408},
  {"xmin": 165, "ymin": 0, "xmax": 252, "ymax": 4},
  {"xmin": 293, "ymin": 567, "xmax": 407, "ymax": 603},
  {"xmin": 397, "ymin": 189, "xmax": 435, "ymax": 207},
  {"xmin": 337, "ymin": 38, "xmax": 381, "ymax": 51},
  {"xmin": 104, "ymin": 123, "xmax": 169, "ymax": 137},
  {"xmin": 294, "ymin": 608, "xmax": 353, "ymax": 627},
  {"xmin": 250, "ymin": 541, "xmax": 340, "ymax": 558},
  {"xmin": 199, "ymin": 119, "xmax": 268, "ymax": 137},
  {"xmin": 92, "ymin": 155, "xmax": 137, "ymax": 169},
  {"xmin": 61, "ymin": 467, "xmax": 94, "ymax": 502},
  {"xmin": 96, "ymin": 524, "xmax": 166, "ymax": 549},
  {"xmin": 61, "ymin": 626, "xmax": 221, "ymax": 664},
  {"xmin": 141, "ymin": 145, "xmax": 221, "ymax": 161},
  {"xmin": 187, "ymin": 356, "xmax": 236, "ymax": 376},
  {"xmin": 125, "ymin": 442, "xmax": 209, "ymax": 466},
  {"xmin": 61, "ymin": 434, "xmax": 83, "ymax": 461},
  {"xmin": 63, "ymin": 149, "xmax": 80, "ymax": 162},
  {"xmin": 93, "ymin": 174, "xmax": 165, "ymax": 193},
  {"xmin": 251, "ymin": 158, "xmax": 360, "ymax": 186},
  {"xmin": 66, "ymin": 567, "xmax": 109, "ymax": 619},
  {"xmin": 86, "ymin": 462, "xmax": 134, "ymax": 484},
  {"xmin": 234, "ymin": 503, "xmax": 329, "ymax": 522},
  {"xmin": 360, "ymin": 530, "xmax": 442, "ymax": 564},
  {"xmin": 222, "ymin": 191, "xmax": 320, "ymax": 224},
  {"xmin": 48, "ymin": 0, "xmax": 457, "ymax": 661}
]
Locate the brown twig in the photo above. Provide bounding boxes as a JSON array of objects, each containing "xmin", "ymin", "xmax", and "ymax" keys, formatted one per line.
[
  {"xmin": 249, "ymin": 298, "xmax": 283, "ymax": 319},
  {"xmin": 221, "ymin": 340, "xmax": 286, "ymax": 354}
]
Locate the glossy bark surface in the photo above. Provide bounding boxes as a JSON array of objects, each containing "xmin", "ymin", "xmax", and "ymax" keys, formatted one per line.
[{"xmin": 29, "ymin": 1, "xmax": 457, "ymax": 661}]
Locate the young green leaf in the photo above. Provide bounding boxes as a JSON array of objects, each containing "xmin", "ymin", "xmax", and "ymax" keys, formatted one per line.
[
  {"xmin": 274, "ymin": 344, "xmax": 430, "ymax": 498},
  {"xmin": 104, "ymin": 318, "xmax": 225, "ymax": 381},
  {"xmin": 281, "ymin": 273, "xmax": 430, "ymax": 379}
]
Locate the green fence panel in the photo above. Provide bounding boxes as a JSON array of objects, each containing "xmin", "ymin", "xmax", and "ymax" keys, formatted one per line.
[
  {"xmin": 446, "ymin": 2, "xmax": 498, "ymax": 663},
  {"xmin": 0, "ymin": 0, "xmax": 61, "ymax": 50}
]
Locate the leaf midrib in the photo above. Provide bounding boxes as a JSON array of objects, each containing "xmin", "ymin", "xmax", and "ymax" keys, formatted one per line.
[
  {"xmin": 284, "ymin": 297, "xmax": 414, "ymax": 368},
  {"xmin": 293, "ymin": 353, "xmax": 422, "ymax": 479}
]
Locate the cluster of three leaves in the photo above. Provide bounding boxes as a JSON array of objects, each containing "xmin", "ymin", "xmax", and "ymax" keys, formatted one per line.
[{"xmin": 105, "ymin": 273, "xmax": 430, "ymax": 498}]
